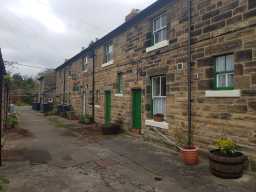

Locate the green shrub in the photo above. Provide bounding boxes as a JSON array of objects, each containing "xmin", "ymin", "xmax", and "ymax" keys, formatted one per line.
[
  {"xmin": 45, "ymin": 108, "xmax": 58, "ymax": 116},
  {"xmin": 6, "ymin": 114, "xmax": 18, "ymax": 128},
  {"xmin": 215, "ymin": 138, "xmax": 238, "ymax": 155},
  {"xmin": 79, "ymin": 114, "xmax": 93, "ymax": 125}
]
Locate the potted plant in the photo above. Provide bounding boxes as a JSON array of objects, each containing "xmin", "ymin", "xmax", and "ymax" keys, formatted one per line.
[
  {"xmin": 172, "ymin": 126, "xmax": 199, "ymax": 165},
  {"xmin": 180, "ymin": 145, "xmax": 199, "ymax": 165},
  {"xmin": 209, "ymin": 138, "xmax": 246, "ymax": 179},
  {"xmin": 79, "ymin": 114, "xmax": 93, "ymax": 125},
  {"xmin": 179, "ymin": 130, "xmax": 199, "ymax": 165},
  {"xmin": 153, "ymin": 113, "xmax": 164, "ymax": 122},
  {"xmin": 102, "ymin": 123, "xmax": 122, "ymax": 135}
]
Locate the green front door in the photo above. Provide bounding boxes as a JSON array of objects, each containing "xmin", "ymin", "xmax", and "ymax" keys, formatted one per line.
[
  {"xmin": 132, "ymin": 89, "xmax": 142, "ymax": 129},
  {"xmin": 104, "ymin": 90, "xmax": 111, "ymax": 125}
]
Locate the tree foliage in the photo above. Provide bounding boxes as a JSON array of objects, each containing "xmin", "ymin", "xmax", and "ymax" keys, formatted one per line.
[{"xmin": 8, "ymin": 73, "xmax": 39, "ymax": 105}]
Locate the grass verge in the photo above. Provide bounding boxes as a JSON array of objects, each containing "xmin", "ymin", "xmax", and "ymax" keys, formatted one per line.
[{"xmin": 0, "ymin": 177, "xmax": 9, "ymax": 192}]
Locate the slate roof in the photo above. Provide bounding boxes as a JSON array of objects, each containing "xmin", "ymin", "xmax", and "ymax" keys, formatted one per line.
[{"xmin": 55, "ymin": 0, "xmax": 174, "ymax": 71}]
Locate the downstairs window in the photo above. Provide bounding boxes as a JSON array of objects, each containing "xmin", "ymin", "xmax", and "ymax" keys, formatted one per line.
[
  {"xmin": 215, "ymin": 54, "xmax": 234, "ymax": 90},
  {"xmin": 152, "ymin": 75, "xmax": 166, "ymax": 116}
]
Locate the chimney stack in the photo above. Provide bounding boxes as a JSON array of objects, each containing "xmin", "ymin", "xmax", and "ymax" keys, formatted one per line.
[{"xmin": 125, "ymin": 9, "xmax": 140, "ymax": 22}]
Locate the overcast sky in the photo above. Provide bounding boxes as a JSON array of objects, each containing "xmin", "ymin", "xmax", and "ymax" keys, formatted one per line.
[{"xmin": 0, "ymin": 0, "xmax": 156, "ymax": 77}]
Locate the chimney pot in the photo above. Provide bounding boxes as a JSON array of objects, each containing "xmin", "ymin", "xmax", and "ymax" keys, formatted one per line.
[{"xmin": 125, "ymin": 9, "xmax": 140, "ymax": 22}]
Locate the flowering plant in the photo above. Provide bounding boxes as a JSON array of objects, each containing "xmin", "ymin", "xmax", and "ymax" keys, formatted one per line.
[{"xmin": 215, "ymin": 138, "xmax": 238, "ymax": 155}]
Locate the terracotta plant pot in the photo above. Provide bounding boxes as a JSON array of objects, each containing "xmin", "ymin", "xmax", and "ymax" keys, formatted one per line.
[
  {"xmin": 209, "ymin": 149, "xmax": 246, "ymax": 179},
  {"xmin": 180, "ymin": 146, "xmax": 199, "ymax": 165},
  {"xmin": 153, "ymin": 114, "xmax": 164, "ymax": 122}
]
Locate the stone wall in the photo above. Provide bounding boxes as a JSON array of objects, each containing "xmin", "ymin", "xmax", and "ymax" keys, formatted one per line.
[
  {"xmin": 55, "ymin": 0, "xmax": 256, "ymax": 171},
  {"xmin": 92, "ymin": 0, "xmax": 256, "ymax": 167},
  {"xmin": 56, "ymin": 53, "xmax": 94, "ymax": 117},
  {"xmin": 190, "ymin": 0, "xmax": 256, "ymax": 167}
]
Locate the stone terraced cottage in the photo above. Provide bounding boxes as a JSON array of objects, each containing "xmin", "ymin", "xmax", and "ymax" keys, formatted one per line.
[
  {"xmin": 38, "ymin": 70, "xmax": 56, "ymax": 106},
  {"xmin": 55, "ymin": 0, "xmax": 256, "ymax": 171}
]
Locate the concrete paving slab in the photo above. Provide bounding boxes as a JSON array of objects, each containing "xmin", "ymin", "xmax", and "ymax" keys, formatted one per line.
[{"xmin": 0, "ymin": 106, "xmax": 255, "ymax": 192}]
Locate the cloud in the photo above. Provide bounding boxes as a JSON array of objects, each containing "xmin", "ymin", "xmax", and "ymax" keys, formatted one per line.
[
  {"xmin": 0, "ymin": 0, "xmax": 156, "ymax": 77},
  {"xmin": 7, "ymin": 0, "xmax": 66, "ymax": 33}
]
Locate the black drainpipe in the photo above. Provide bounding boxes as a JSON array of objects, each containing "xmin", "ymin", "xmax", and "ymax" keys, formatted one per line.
[
  {"xmin": 92, "ymin": 49, "xmax": 95, "ymax": 122},
  {"xmin": 63, "ymin": 69, "xmax": 66, "ymax": 106},
  {"xmin": 0, "ymin": 73, "xmax": 3, "ymax": 167},
  {"xmin": 5, "ymin": 86, "xmax": 9, "ymax": 130},
  {"xmin": 187, "ymin": 0, "xmax": 192, "ymax": 147}
]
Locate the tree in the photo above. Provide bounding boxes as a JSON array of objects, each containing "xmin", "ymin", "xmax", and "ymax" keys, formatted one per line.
[{"xmin": 8, "ymin": 73, "xmax": 39, "ymax": 105}]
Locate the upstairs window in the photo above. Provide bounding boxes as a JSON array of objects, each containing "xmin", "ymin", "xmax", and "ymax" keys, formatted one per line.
[
  {"xmin": 153, "ymin": 13, "xmax": 167, "ymax": 45},
  {"xmin": 73, "ymin": 83, "xmax": 80, "ymax": 92},
  {"xmin": 82, "ymin": 56, "xmax": 88, "ymax": 72},
  {"xmin": 116, "ymin": 73, "xmax": 123, "ymax": 94},
  {"xmin": 152, "ymin": 76, "xmax": 166, "ymax": 116},
  {"xmin": 215, "ymin": 55, "xmax": 234, "ymax": 90},
  {"xmin": 104, "ymin": 42, "xmax": 113, "ymax": 63}
]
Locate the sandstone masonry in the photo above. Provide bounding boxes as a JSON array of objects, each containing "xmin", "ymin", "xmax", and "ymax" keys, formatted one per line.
[{"xmin": 55, "ymin": 0, "xmax": 256, "ymax": 171}]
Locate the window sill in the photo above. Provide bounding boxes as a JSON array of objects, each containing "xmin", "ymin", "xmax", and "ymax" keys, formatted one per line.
[
  {"xmin": 82, "ymin": 70, "xmax": 88, "ymax": 73},
  {"xmin": 205, "ymin": 90, "xmax": 241, "ymax": 97},
  {"xmin": 102, "ymin": 60, "xmax": 113, "ymax": 67},
  {"xmin": 145, "ymin": 119, "xmax": 169, "ymax": 129},
  {"xmin": 115, "ymin": 93, "xmax": 123, "ymax": 97},
  {"xmin": 95, "ymin": 105, "xmax": 101, "ymax": 108},
  {"xmin": 146, "ymin": 40, "xmax": 169, "ymax": 53}
]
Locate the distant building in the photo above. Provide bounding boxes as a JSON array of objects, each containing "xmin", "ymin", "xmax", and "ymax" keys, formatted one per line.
[{"xmin": 38, "ymin": 70, "xmax": 56, "ymax": 105}]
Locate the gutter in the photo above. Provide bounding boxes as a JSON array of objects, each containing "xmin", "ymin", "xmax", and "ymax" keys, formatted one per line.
[{"xmin": 55, "ymin": 0, "xmax": 175, "ymax": 71}]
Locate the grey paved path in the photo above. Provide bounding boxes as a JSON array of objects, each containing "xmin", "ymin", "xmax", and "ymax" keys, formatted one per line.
[{"xmin": 0, "ymin": 106, "xmax": 255, "ymax": 192}]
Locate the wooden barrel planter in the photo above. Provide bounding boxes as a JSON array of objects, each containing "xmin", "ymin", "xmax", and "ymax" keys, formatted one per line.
[{"xmin": 209, "ymin": 149, "xmax": 246, "ymax": 179}]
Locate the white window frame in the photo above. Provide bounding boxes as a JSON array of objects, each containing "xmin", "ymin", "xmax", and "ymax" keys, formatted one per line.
[
  {"xmin": 116, "ymin": 73, "xmax": 123, "ymax": 94},
  {"xmin": 82, "ymin": 56, "xmax": 88, "ymax": 72},
  {"xmin": 104, "ymin": 42, "xmax": 113, "ymax": 63},
  {"xmin": 215, "ymin": 55, "xmax": 234, "ymax": 90},
  {"xmin": 152, "ymin": 76, "xmax": 166, "ymax": 116},
  {"xmin": 153, "ymin": 13, "xmax": 168, "ymax": 45},
  {"xmin": 216, "ymin": 73, "xmax": 233, "ymax": 88}
]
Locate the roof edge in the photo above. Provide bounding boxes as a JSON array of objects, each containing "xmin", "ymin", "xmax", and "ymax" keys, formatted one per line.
[{"xmin": 55, "ymin": 0, "xmax": 174, "ymax": 71}]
